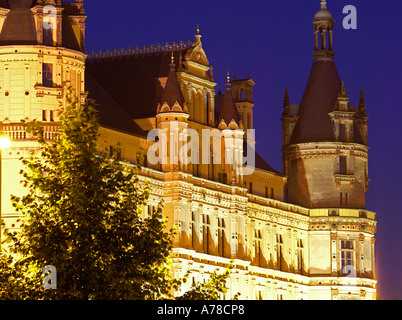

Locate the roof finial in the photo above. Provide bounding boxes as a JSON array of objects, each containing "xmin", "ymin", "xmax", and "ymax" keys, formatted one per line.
[
  {"xmin": 321, "ymin": 0, "xmax": 327, "ymax": 9},
  {"xmin": 227, "ymin": 71, "xmax": 230, "ymax": 83},
  {"xmin": 359, "ymin": 88, "xmax": 367, "ymax": 117},
  {"xmin": 194, "ymin": 24, "xmax": 202, "ymax": 46},
  {"xmin": 169, "ymin": 51, "xmax": 176, "ymax": 71},
  {"xmin": 340, "ymin": 80, "xmax": 346, "ymax": 95}
]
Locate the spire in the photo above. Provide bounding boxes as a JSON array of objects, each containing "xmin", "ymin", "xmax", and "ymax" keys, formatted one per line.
[
  {"xmin": 283, "ymin": 86, "xmax": 290, "ymax": 116},
  {"xmin": 209, "ymin": 65, "xmax": 214, "ymax": 81},
  {"xmin": 338, "ymin": 81, "xmax": 348, "ymax": 98},
  {"xmin": 158, "ymin": 53, "xmax": 187, "ymax": 113},
  {"xmin": 218, "ymin": 72, "xmax": 241, "ymax": 128},
  {"xmin": 334, "ymin": 80, "xmax": 350, "ymax": 111},
  {"xmin": 284, "ymin": 86, "xmax": 290, "ymax": 106},
  {"xmin": 359, "ymin": 88, "xmax": 367, "ymax": 117},
  {"xmin": 290, "ymin": 2, "xmax": 341, "ymax": 144},
  {"xmin": 194, "ymin": 24, "xmax": 202, "ymax": 46}
]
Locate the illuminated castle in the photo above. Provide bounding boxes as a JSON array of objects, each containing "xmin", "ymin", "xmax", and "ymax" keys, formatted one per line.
[{"xmin": 0, "ymin": 0, "xmax": 376, "ymax": 300}]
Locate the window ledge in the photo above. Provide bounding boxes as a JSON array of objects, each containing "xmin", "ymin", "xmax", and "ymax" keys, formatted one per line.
[{"xmin": 334, "ymin": 174, "xmax": 356, "ymax": 184}]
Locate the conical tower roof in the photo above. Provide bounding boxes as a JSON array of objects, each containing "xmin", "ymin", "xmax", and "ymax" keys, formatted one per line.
[
  {"xmin": 158, "ymin": 53, "xmax": 186, "ymax": 112},
  {"xmin": 217, "ymin": 73, "xmax": 240, "ymax": 126},
  {"xmin": 290, "ymin": 1, "xmax": 340, "ymax": 144}
]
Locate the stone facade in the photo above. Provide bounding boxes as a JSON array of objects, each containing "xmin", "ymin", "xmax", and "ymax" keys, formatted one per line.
[{"xmin": 0, "ymin": 0, "xmax": 376, "ymax": 300}]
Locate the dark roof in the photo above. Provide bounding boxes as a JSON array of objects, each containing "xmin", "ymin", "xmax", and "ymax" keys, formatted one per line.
[
  {"xmin": 243, "ymin": 141, "xmax": 281, "ymax": 175},
  {"xmin": 85, "ymin": 72, "xmax": 147, "ymax": 138},
  {"xmin": 86, "ymin": 48, "xmax": 280, "ymax": 176},
  {"xmin": 159, "ymin": 60, "xmax": 185, "ymax": 107},
  {"xmin": 0, "ymin": 0, "xmax": 9, "ymax": 9},
  {"xmin": 217, "ymin": 84, "xmax": 240, "ymax": 125},
  {"xmin": 255, "ymin": 151, "xmax": 281, "ymax": 174},
  {"xmin": 0, "ymin": 1, "xmax": 83, "ymax": 51},
  {"xmin": 0, "ymin": 0, "xmax": 37, "ymax": 45},
  {"xmin": 86, "ymin": 50, "xmax": 188, "ymax": 119},
  {"xmin": 290, "ymin": 57, "xmax": 341, "ymax": 144}
]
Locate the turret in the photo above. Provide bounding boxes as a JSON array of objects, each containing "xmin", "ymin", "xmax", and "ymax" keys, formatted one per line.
[
  {"xmin": 156, "ymin": 54, "xmax": 189, "ymax": 173},
  {"xmin": 230, "ymin": 73, "xmax": 255, "ymax": 143},
  {"xmin": 0, "ymin": 0, "xmax": 86, "ymax": 124},
  {"xmin": 282, "ymin": 1, "xmax": 369, "ymax": 209}
]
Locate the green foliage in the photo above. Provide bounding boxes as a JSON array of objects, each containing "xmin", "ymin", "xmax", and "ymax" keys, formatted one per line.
[
  {"xmin": 177, "ymin": 263, "xmax": 239, "ymax": 300},
  {"xmin": 0, "ymin": 90, "xmax": 233, "ymax": 300}
]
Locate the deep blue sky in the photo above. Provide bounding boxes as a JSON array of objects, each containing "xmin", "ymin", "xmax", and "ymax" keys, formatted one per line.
[{"xmin": 84, "ymin": 0, "xmax": 401, "ymax": 300}]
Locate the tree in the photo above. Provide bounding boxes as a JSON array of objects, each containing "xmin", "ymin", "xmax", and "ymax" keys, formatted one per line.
[{"xmin": 0, "ymin": 91, "xmax": 233, "ymax": 300}]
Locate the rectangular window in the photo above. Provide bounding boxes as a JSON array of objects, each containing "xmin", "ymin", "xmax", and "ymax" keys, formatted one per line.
[
  {"xmin": 42, "ymin": 63, "xmax": 53, "ymax": 87},
  {"xmin": 191, "ymin": 212, "xmax": 196, "ymax": 249},
  {"xmin": 340, "ymin": 192, "xmax": 349, "ymax": 207},
  {"xmin": 265, "ymin": 187, "xmax": 268, "ymax": 198},
  {"xmin": 201, "ymin": 214, "xmax": 211, "ymax": 254},
  {"xmin": 254, "ymin": 229, "xmax": 263, "ymax": 266},
  {"xmin": 218, "ymin": 218, "xmax": 226, "ymax": 257},
  {"xmin": 339, "ymin": 156, "xmax": 347, "ymax": 174},
  {"xmin": 297, "ymin": 239, "xmax": 304, "ymax": 274},
  {"xmin": 249, "ymin": 182, "xmax": 253, "ymax": 194},
  {"xmin": 341, "ymin": 240, "xmax": 354, "ymax": 275},
  {"xmin": 42, "ymin": 110, "xmax": 47, "ymax": 122},
  {"xmin": 276, "ymin": 234, "xmax": 283, "ymax": 271},
  {"xmin": 271, "ymin": 188, "xmax": 274, "ymax": 199},
  {"xmin": 49, "ymin": 110, "xmax": 54, "ymax": 122}
]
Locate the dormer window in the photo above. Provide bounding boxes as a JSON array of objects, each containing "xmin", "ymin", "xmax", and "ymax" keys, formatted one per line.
[{"xmin": 43, "ymin": 27, "xmax": 53, "ymax": 46}]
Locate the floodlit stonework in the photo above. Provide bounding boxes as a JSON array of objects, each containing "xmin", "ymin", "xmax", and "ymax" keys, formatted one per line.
[{"xmin": 0, "ymin": 0, "xmax": 376, "ymax": 300}]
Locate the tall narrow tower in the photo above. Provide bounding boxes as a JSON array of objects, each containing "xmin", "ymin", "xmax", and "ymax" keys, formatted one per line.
[
  {"xmin": 282, "ymin": 1, "xmax": 376, "ymax": 299},
  {"xmin": 230, "ymin": 73, "xmax": 255, "ymax": 143},
  {"xmin": 282, "ymin": 0, "xmax": 369, "ymax": 209}
]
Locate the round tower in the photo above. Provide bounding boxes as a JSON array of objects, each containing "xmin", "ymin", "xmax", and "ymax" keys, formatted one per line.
[
  {"xmin": 282, "ymin": 1, "xmax": 369, "ymax": 209},
  {"xmin": 0, "ymin": 0, "xmax": 86, "ymax": 226},
  {"xmin": 281, "ymin": 2, "xmax": 376, "ymax": 300}
]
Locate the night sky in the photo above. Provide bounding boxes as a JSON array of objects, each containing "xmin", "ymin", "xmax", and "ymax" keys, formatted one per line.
[{"xmin": 84, "ymin": 0, "xmax": 402, "ymax": 300}]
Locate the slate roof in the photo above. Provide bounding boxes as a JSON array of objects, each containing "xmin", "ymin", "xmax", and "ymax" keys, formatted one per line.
[
  {"xmin": 86, "ymin": 49, "xmax": 188, "ymax": 120},
  {"xmin": 0, "ymin": 0, "xmax": 83, "ymax": 51},
  {"xmin": 290, "ymin": 57, "xmax": 341, "ymax": 144},
  {"xmin": 159, "ymin": 60, "xmax": 185, "ymax": 108},
  {"xmin": 0, "ymin": 0, "xmax": 37, "ymax": 45},
  {"xmin": 85, "ymin": 72, "xmax": 147, "ymax": 138},
  {"xmin": 217, "ymin": 83, "xmax": 240, "ymax": 125}
]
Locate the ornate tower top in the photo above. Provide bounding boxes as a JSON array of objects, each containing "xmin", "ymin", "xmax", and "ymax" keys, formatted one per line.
[
  {"xmin": 217, "ymin": 72, "xmax": 241, "ymax": 129},
  {"xmin": 312, "ymin": 0, "xmax": 335, "ymax": 59},
  {"xmin": 157, "ymin": 54, "xmax": 188, "ymax": 114}
]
